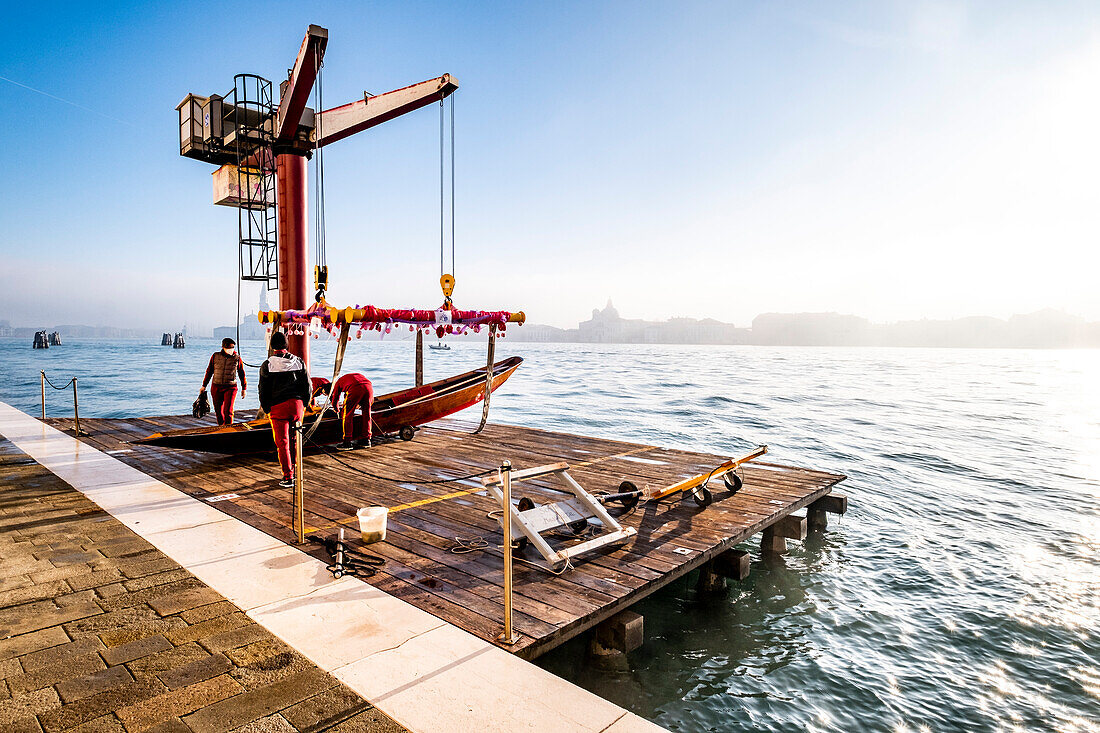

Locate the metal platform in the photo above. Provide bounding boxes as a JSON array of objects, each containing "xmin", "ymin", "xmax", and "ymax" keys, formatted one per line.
[{"xmin": 45, "ymin": 413, "xmax": 846, "ymax": 660}]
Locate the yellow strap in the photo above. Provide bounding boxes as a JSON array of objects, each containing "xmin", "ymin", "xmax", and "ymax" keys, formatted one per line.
[{"xmin": 302, "ymin": 444, "xmax": 659, "ymax": 535}]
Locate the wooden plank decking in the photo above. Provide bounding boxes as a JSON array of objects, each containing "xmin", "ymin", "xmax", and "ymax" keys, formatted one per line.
[{"xmin": 45, "ymin": 414, "xmax": 845, "ymax": 660}]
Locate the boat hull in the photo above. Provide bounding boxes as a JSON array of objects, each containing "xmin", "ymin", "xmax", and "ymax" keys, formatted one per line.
[{"xmin": 133, "ymin": 356, "xmax": 522, "ymax": 453}]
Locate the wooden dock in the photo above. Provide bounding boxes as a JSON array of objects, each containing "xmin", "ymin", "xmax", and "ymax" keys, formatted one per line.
[{"xmin": 46, "ymin": 414, "xmax": 846, "ymax": 660}]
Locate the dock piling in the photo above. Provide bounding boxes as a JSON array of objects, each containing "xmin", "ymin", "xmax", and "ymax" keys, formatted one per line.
[
  {"xmin": 807, "ymin": 494, "xmax": 847, "ymax": 533},
  {"xmin": 696, "ymin": 560, "xmax": 728, "ymax": 593},
  {"xmin": 715, "ymin": 549, "xmax": 751, "ymax": 581}
]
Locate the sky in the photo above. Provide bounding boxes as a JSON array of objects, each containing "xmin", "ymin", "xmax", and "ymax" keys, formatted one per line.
[{"xmin": 1, "ymin": 0, "xmax": 1098, "ymax": 332}]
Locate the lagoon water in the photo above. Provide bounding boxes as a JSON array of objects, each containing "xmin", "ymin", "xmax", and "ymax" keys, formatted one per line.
[{"xmin": 2, "ymin": 337, "xmax": 1098, "ymax": 732}]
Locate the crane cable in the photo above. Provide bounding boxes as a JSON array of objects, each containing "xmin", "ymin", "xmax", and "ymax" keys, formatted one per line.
[
  {"xmin": 313, "ymin": 46, "xmax": 328, "ymax": 301},
  {"xmin": 439, "ymin": 95, "xmax": 455, "ymax": 279}
]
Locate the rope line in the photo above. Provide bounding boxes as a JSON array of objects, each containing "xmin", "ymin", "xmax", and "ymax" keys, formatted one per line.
[
  {"xmin": 41, "ymin": 373, "xmax": 75, "ymax": 390},
  {"xmin": 305, "ymin": 434, "xmax": 495, "ymax": 485}
]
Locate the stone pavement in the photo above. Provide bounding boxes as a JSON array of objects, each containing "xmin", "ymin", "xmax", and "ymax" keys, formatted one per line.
[{"xmin": 0, "ymin": 437, "xmax": 406, "ymax": 733}]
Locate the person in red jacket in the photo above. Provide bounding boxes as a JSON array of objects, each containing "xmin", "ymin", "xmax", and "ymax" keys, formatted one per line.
[
  {"xmin": 331, "ymin": 372, "xmax": 374, "ymax": 451},
  {"xmin": 201, "ymin": 338, "xmax": 247, "ymax": 425},
  {"xmin": 257, "ymin": 332, "xmax": 311, "ymax": 488}
]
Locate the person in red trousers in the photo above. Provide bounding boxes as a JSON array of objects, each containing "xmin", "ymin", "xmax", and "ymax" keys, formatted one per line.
[
  {"xmin": 201, "ymin": 338, "xmax": 247, "ymax": 425},
  {"xmin": 258, "ymin": 332, "xmax": 311, "ymax": 488},
  {"xmin": 331, "ymin": 372, "xmax": 374, "ymax": 451}
]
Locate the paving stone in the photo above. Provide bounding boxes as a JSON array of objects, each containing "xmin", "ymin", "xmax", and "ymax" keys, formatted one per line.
[
  {"xmin": 164, "ymin": 612, "xmax": 251, "ymax": 647},
  {"xmin": 328, "ymin": 708, "xmax": 407, "ymax": 733},
  {"xmin": 19, "ymin": 635, "xmax": 104, "ymax": 673},
  {"xmin": 100, "ymin": 634, "xmax": 173, "ymax": 666},
  {"xmin": 121, "ymin": 570, "xmax": 193, "ymax": 593},
  {"xmin": 97, "ymin": 579, "xmax": 205, "ymax": 614},
  {"xmin": 4, "ymin": 713, "xmax": 45, "ymax": 733},
  {"xmin": 97, "ymin": 616, "xmax": 187, "ymax": 649},
  {"xmin": 67, "ymin": 570, "xmax": 124, "ymax": 592},
  {"xmin": 116, "ymin": 558, "xmax": 179, "ymax": 580},
  {"xmin": 57, "ymin": 665, "xmax": 134, "ymax": 703},
  {"xmin": 0, "ymin": 579, "xmax": 71, "ymax": 606},
  {"xmin": 55, "ymin": 589, "xmax": 100, "ymax": 608},
  {"xmin": 126, "ymin": 642, "xmax": 209, "ymax": 677},
  {"xmin": 37, "ymin": 676, "xmax": 165, "ymax": 733},
  {"xmin": 144, "ymin": 719, "xmax": 190, "ymax": 733},
  {"xmin": 0, "ymin": 601, "xmax": 101, "ymax": 639},
  {"xmin": 66, "ymin": 714, "xmax": 127, "ymax": 733},
  {"xmin": 0, "ymin": 626, "xmax": 69, "ymax": 662},
  {"xmin": 182, "ymin": 668, "xmax": 333, "ymax": 733},
  {"xmin": 157, "ymin": 652, "xmax": 232, "ymax": 691},
  {"xmin": 229, "ymin": 652, "xmax": 313, "ymax": 692},
  {"xmin": 0, "ymin": 439, "xmax": 407, "ymax": 733},
  {"xmin": 95, "ymin": 583, "xmax": 127, "ymax": 600},
  {"xmin": 46, "ymin": 551, "xmax": 101, "ymax": 566},
  {"xmin": 97, "ymin": 542, "xmax": 153, "ymax": 559},
  {"xmin": 116, "ymin": 673, "xmax": 243, "ymax": 732},
  {"xmin": 224, "ymin": 638, "xmax": 292, "ymax": 668},
  {"xmin": 199, "ymin": 624, "xmax": 270, "ymax": 655},
  {"xmin": 0, "ymin": 575, "xmax": 33, "ymax": 594},
  {"xmin": 229, "ymin": 713, "xmax": 295, "ymax": 733},
  {"xmin": 65, "ymin": 606, "xmax": 163, "ymax": 638},
  {"xmin": 180, "ymin": 600, "xmax": 236, "ymax": 625},
  {"xmin": 7, "ymin": 652, "xmax": 106, "ymax": 695},
  {"xmin": 281, "ymin": 684, "xmax": 369, "ymax": 730},
  {"xmin": 0, "ymin": 657, "xmax": 21, "ymax": 679},
  {"xmin": 148, "ymin": 587, "xmax": 223, "ymax": 617},
  {"xmin": 0, "ymin": 685, "xmax": 60, "ymax": 727}
]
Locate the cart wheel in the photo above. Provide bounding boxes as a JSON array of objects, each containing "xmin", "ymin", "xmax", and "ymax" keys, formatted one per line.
[
  {"xmin": 517, "ymin": 497, "xmax": 536, "ymax": 512},
  {"xmin": 693, "ymin": 487, "xmax": 713, "ymax": 507},
  {"xmin": 723, "ymin": 471, "xmax": 743, "ymax": 493},
  {"xmin": 617, "ymin": 481, "xmax": 640, "ymax": 509},
  {"xmin": 399, "ymin": 426, "xmax": 415, "ymax": 441},
  {"xmin": 568, "ymin": 518, "xmax": 589, "ymax": 534}
]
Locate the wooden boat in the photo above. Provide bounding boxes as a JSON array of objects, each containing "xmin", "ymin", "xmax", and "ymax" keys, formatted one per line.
[{"xmin": 134, "ymin": 356, "xmax": 522, "ymax": 453}]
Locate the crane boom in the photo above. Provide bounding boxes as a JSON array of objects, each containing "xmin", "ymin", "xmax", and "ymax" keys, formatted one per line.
[
  {"xmin": 312, "ymin": 75, "xmax": 459, "ymax": 148},
  {"xmin": 275, "ymin": 24, "xmax": 328, "ymax": 142}
]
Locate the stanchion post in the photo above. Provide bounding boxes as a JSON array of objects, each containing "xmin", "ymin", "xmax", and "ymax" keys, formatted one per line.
[
  {"xmin": 40, "ymin": 371, "xmax": 46, "ymax": 420},
  {"xmin": 294, "ymin": 422, "xmax": 305, "ymax": 544},
  {"xmin": 72, "ymin": 378, "xmax": 81, "ymax": 436},
  {"xmin": 415, "ymin": 330, "xmax": 424, "ymax": 387},
  {"xmin": 497, "ymin": 460, "xmax": 519, "ymax": 645}
]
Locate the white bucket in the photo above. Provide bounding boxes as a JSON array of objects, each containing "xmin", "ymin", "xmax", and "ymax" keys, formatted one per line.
[{"xmin": 356, "ymin": 506, "xmax": 388, "ymax": 544}]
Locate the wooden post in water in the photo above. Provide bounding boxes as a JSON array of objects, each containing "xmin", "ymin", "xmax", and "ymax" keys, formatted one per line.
[
  {"xmin": 40, "ymin": 372, "xmax": 45, "ymax": 420},
  {"xmin": 72, "ymin": 378, "xmax": 81, "ymax": 436}
]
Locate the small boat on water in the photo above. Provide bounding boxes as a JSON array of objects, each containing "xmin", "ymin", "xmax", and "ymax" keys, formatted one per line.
[
  {"xmin": 134, "ymin": 356, "xmax": 522, "ymax": 453},
  {"xmin": 429, "ymin": 342, "xmax": 451, "ymax": 351}
]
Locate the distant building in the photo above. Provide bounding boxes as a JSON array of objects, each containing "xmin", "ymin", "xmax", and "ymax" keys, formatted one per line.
[
  {"xmin": 214, "ymin": 288, "xmax": 271, "ymax": 341},
  {"xmin": 572, "ymin": 300, "xmax": 750, "ymax": 344}
]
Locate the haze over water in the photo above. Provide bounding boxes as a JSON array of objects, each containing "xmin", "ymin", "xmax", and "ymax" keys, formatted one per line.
[{"xmin": 3, "ymin": 338, "xmax": 1098, "ymax": 732}]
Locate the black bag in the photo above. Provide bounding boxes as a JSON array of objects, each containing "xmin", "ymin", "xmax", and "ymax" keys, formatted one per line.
[{"xmin": 192, "ymin": 389, "xmax": 211, "ymax": 419}]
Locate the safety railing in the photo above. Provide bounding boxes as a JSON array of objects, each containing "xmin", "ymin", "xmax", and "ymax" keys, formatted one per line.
[{"xmin": 40, "ymin": 371, "xmax": 83, "ymax": 436}]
